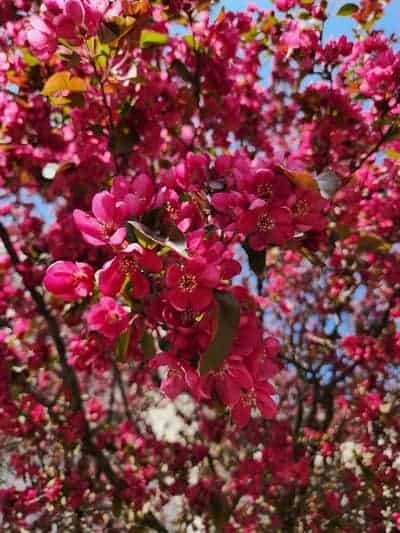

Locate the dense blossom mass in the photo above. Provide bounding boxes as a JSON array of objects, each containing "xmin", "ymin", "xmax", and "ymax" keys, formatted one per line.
[{"xmin": 0, "ymin": 0, "xmax": 400, "ymax": 530}]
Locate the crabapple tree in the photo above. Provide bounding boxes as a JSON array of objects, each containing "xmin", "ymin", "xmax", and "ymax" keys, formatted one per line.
[{"xmin": 0, "ymin": 0, "xmax": 400, "ymax": 531}]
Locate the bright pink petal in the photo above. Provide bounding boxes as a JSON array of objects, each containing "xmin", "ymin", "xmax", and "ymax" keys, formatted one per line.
[
  {"xmin": 249, "ymin": 233, "xmax": 268, "ymax": 251},
  {"xmin": 161, "ymin": 371, "xmax": 184, "ymax": 399},
  {"xmin": 140, "ymin": 249, "xmax": 162, "ymax": 272},
  {"xmin": 199, "ymin": 264, "xmax": 220, "ymax": 288},
  {"xmin": 73, "ymin": 210, "xmax": 105, "ymax": 246},
  {"xmin": 232, "ymin": 401, "xmax": 251, "ymax": 427},
  {"xmin": 92, "ymin": 191, "xmax": 116, "ymax": 224},
  {"xmin": 256, "ymin": 394, "xmax": 277, "ymax": 419},
  {"xmin": 110, "ymin": 227, "xmax": 127, "ymax": 246},
  {"xmin": 166, "ymin": 264, "xmax": 182, "ymax": 288},
  {"xmin": 131, "ymin": 271, "xmax": 150, "ymax": 299},
  {"xmin": 190, "ymin": 287, "xmax": 213, "ymax": 311},
  {"xmin": 229, "ymin": 365, "xmax": 253, "ymax": 389},
  {"xmin": 65, "ymin": 0, "xmax": 84, "ymax": 24},
  {"xmin": 168, "ymin": 288, "xmax": 190, "ymax": 311},
  {"xmin": 216, "ymin": 378, "xmax": 241, "ymax": 406},
  {"xmin": 99, "ymin": 258, "xmax": 125, "ymax": 296}
]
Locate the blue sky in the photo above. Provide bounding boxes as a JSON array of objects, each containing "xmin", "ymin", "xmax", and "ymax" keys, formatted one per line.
[{"xmin": 218, "ymin": 0, "xmax": 400, "ymax": 40}]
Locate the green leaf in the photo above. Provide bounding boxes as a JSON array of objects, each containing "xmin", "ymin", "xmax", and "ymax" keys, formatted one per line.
[
  {"xmin": 98, "ymin": 17, "xmax": 135, "ymax": 45},
  {"xmin": 171, "ymin": 59, "xmax": 195, "ymax": 84},
  {"xmin": 110, "ymin": 124, "xmax": 138, "ymax": 156},
  {"xmin": 183, "ymin": 34, "xmax": 200, "ymax": 50},
  {"xmin": 299, "ymin": 11, "xmax": 311, "ymax": 20},
  {"xmin": 21, "ymin": 48, "xmax": 40, "ymax": 67},
  {"xmin": 336, "ymin": 3, "xmax": 359, "ymax": 16},
  {"xmin": 242, "ymin": 28, "xmax": 259, "ymax": 42},
  {"xmin": 99, "ymin": 21, "xmax": 121, "ymax": 43},
  {"xmin": 127, "ymin": 220, "xmax": 189, "ymax": 258},
  {"xmin": 140, "ymin": 29, "xmax": 169, "ymax": 48},
  {"xmin": 116, "ymin": 329, "xmax": 131, "ymax": 360},
  {"xmin": 357, "ymin": 233, "xmax": 391, "ymax": 253},
  {"xmin": 141, "ymin": 331, "xmax": 156, "ymax": 359},
  {"xmin": 333, "ymin": 224, "xmax": 352, "ymax": 240},
  {"xmin": 245, "ymin": 245, "xmax": 266, "ymax": 276},
  {"xmin": 385, "ymin": 127, "xmax": 400, "ymax": 142},
  {"xmin": 60, "ymin": 51, "xmax": 81, "ymax": 68},
  {"xmin": 384, "ymin": 149, "xmax": 400, "ymax": 161},
  {"xmin": 42, "ymin": 71, "xmax": 87, "ymax": 96},
  {"xmin": 200, "ymin": 292, "xmax": 240, "ymax": 375}
]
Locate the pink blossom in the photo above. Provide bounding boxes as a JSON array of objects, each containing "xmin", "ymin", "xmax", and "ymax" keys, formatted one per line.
[
  {"xmin": 44, "ymin": 260, "xmax": 94, "ymax": 300},
  {"xmin": 149, "ymin": 353, "xmax": 202, "ymax": 400},
  {"xmin": 27, "ymin": 16, "xmax": 57, "ymax": 59},
  {"xmin": 111, "ymin": 174, "xmax": 155, "ymax": 218},
  {"xmin": 165, "ymin": 258, "xmax": 220, "ymax": 311},
  {"xmin": 231, "ymin": 380, "xmax": 277, "ymax": 427},
  {"xmin": 86, "ymin": 297, "xmax": 129, "ymax": 339},
  {"xmin": 99, "ymin": 244, "xmax": 162, "ymax": 299},
  {"xmin": 238, "ymin": 204, "xmax": 293, "ymax": 250},
  {"xmin": 202, "ymin": 355, "xmax": 253, "ymax": 406},
  {"xmin": 290, "ymin": 190, "xmax": 329, "ymax": 232},
  {"xmin": 73, "ymin": 191, "xmax": 128, "ymax": 247}
]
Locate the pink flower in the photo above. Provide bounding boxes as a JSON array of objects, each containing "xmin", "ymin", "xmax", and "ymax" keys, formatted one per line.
[
  {"xmin": 86, "ymin": 397, "xmax": 105, "ymax": 422},
  {"xmin": 243, "ymin": 168, "xmax": 292, "ymax": 204},
  {"xmin": 43, "ymin": 0, "xmax": 106, "ymax": 41},
  {"xmin": 203, "ymin": 355, "xmax": 253, "ymax": 406},
  {"xmin": 27, "ymin": 16, "xmax": 57, "ymax": 59},
  {"xmin": 247, "ymin": 337, "xmax": 281, "ymax": 376},
  {"xmin": 231, "ymin": 380, "xmax": 277, "ymax": 427},
  {"xmin": 111, "ymin": 174, "xmax": 154, "ymax": 218},
  {"xmin": 393, "ymin": 513, "xmax": 400, "ymax": 529},
  {"xmin": 44, "ymin": 261, "xmax": 94, "ymax": 300},
  {"xmin": 166, "ymin": 258, "xmax": 220, "ymax": 311},
  {"xmin": 238, "ymin": 205, "xmax": 293, "ymax": 250},
  {"xmin": 149, "ymin": 353, "xmax": 202, "ymax": 400},
  {"xmin": 99, "ymin": 244, "xmax": 162, "ymax": 299},
  {"xmin": 290, "ymin": 190, "xmax": 328, "ymax": 232},
  {"xmin": 86, "ymin": 297, "xmax": 129, "ymax": 339},
  {"xmin": 73, "ymin": 191, "xmax": 128, "ymax": 247},
  {"xmin": 275, "ymin": 0, "xmax": 296, "ymax": 11}
]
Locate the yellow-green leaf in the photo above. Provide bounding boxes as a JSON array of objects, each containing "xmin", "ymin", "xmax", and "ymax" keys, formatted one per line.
[
  {"xmin": 141, "ymin": 331, "xmax": 156, "ymax": 359},
  {"xmin": 385, "ymin": 149, "xmax": 400, "ymax": 161},
  {"xmin": 140, "ymin": 29, "xmax": 169, "ymax": 48},
  {"xmin": 357, "ymin": 233, "xmax": 391, "ymax": 253},
  {"xmin": 127, "ymin": 220, "xmax": 189, "ymax": 258},
  {"xmin": 337, "ymin": 3, "xmax": 359, "ymax": 16},
  {"xmin": 42, "ymin": 71, "xmax": 86, "ymax": 96},
  {"xmin": 116, "ymin": 329, "xmax": 131, "ymax": 360}
]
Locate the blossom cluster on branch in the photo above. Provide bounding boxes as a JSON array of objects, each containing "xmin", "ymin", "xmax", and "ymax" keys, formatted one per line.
[{"xmin": 0, "ymin": 0, "xmax": 400, "ymax": 530}]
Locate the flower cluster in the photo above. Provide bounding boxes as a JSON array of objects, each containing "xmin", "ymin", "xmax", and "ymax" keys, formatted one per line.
[{"xmin": 0, "ymin": 0, "xmax": 400, "ymax": 530}]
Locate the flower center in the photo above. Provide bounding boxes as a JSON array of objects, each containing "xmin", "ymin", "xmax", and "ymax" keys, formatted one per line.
[
  {"xmin": 241, "ymin": 389, "xmax": 256, "ymax": 406},
  {"xmin": 256, "ymin": 213, "xmax": 274, "ymax": 232},
  {"xmin": 73, "ymin": 271, "xmax": 86, "ymax": 284},
  {"xmin": 178, "ymin": 274, "xmax": 198, "ymax": 293},
  {"xmin": 168, "ymin": 367, "xmax": 182, "ymax": 378},
  {"xmin": 107, "ymin": 311, "xmax": 121, "ymax": 324},
  {"xmin": 257, "ymin": 183, "xmax": 273, "ymax": 200},
  {"xmin": 165, "ymin": 202, "xmax": 178, "ymax": 220},
  {"xmin": 181, "ymin": 310, "xmax": 196, "ymax": 323},
  {"xmin": 294, "ymin": 199, "xmax": 308, "ymax": 216},
  {"xmin": 103, "ymin": 222, "xmax": 116, "ymax": 236},
  {"xmin": 119, "ymin": 256, "xmax": 139, "ymax": 274}
]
